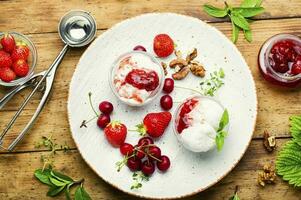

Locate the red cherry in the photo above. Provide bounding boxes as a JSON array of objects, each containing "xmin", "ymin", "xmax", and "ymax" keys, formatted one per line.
[
  {"xmin": 97, "ymin": 114, "xmax": 110, "ymax": 129},
  {"xmin": 127, "ymin": 157, "xmax": 141, "ymax": 171},
  {"xmin": 160, "ymin": 94, "xmax": 173, "ymax": 110},
  {"xmin": 291, "ymin": 60, "xmax": 301, "ymax": 75},
  {"xmin": 138, "ymin": 136, "xmax": 154, "ymax": 147},
  {"xmin": 134, "ymin": 145, "xmax": 145, "ymax": 159},
  {"xmin": 120, "ymin": 143, "xmax": 134, "ymax": 156},
  {"xmin": 163, "ymin": 78, "xmax": 174, "ymax": 93},
  {"xmin": 157, "ymin": 155, "xmax": 170, "ymax": 172},
  {"xmin": 99, "ymin": 101, "xmax": 114, "ymax": 114},
  {"xmin": 133, "ymin": 45, "xmax": 147, "ymax": 52},
  {"xmin": 147, "ymin": 146, "xmax": 161, "ymax": 162},
  {"xmin": 141, "ymin": 161, "xmax": 155, "ymax": 176}
]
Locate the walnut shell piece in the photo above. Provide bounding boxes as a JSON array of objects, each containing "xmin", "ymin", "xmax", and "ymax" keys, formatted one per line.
[
  {"xmin": 169, "ymin": 58, "xmax": 188, "ymax": 69},
  {"xmin": 186, "ymin": 48, "xmax": 197, "ymax": 63},
  {"xmin": 263, "ymin": 130, "xmax": 276, "ymax": 152},
  {"xmin": 258, "ymin": 163, "xmax": 277, "ymax": 187},
  {"xmin": 172, "ymin": 66, "xmax": 190, "ymax": 80},
  {"xmin": 189, "ymin": 61, "xmax": 205, "ymax": 77},
  {"xmin": 161, "ymin": 62, "xmax": 168, "ymax": 76}
]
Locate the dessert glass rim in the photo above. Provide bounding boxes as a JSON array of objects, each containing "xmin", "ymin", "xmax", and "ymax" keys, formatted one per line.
[
  {"xmin": 0, "ymin": 31, "xmax": 37, "ymax": 87},
  {"xmin": 108, "ymin": 50, "xmax": 165, "ymax": 107},
  {"xmin": 259, "ymin": 33, "xmax": 301, "ymax": 81}
]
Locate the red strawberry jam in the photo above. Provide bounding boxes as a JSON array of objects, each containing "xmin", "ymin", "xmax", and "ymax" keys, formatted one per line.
[
  {"xmin": 176, "ymin": 98, "xmax": 199, "ymax": 133},
  {"xmin": 125, "ymin": 69, "xmax": 159, "ymax": 91},
  {"xmin": 259, "ymin": 34, "xmax": 301, "ymax": 87}
]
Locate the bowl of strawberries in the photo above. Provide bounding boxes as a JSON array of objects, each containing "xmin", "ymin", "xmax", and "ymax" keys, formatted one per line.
[{"xmin": 0, "ymin": 32, "xmax": 37, "ymax": 86}]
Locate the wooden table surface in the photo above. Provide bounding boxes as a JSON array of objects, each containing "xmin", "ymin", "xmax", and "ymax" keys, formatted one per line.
[{"xmin": 1, "ymin": 1, "xmax": 301, "ymax": 199}]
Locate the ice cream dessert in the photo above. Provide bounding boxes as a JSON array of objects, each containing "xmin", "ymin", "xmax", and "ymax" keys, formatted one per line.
[
  {"xmin": 174, "ymin": 95, "xmax": 226, "ymax": 152},
  {"xmin": 110, "ymin": 51, "xmax": 163, "ymax": 106}
]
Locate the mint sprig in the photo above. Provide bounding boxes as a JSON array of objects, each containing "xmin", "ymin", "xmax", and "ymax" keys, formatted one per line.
[
  {"xmin": 200, "ymin": 68, "xmax": 225, "ymax": 96},
  {"xmin": 203, "ymin": 0, "xmax": 265, "ymax": 43},
  {"xmin": 34, "ymin": 168, "xmax": 92, "ymax": 200},
  {"xmin": 216, "ymin": 109, "xmax": 229, "ymax": 151}
]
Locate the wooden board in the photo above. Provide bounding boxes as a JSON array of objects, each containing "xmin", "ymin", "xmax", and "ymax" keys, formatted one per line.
[
  {"xmin": 1, "ymin": 0, "xmax": 301, "ymax": 199},
  {"xmin": 0, "ymin": 139, "xmax": 299, "ymax": 200}
]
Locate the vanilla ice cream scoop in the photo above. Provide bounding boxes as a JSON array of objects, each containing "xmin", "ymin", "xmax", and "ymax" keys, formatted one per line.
[{"xmin": 174, "ymin": 95, "xmax": 227, "ymax": 153}]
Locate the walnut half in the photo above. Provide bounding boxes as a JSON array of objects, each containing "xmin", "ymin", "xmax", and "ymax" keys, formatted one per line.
[
  {"xmin": 172, "ymin": 66, "xmax": 190, "ymax": 80},
  {"xmin": 258, "ymin": 163, "xmax": 277, "ymax": 187},
  {"xmin": 189, "ymin": 61, "xmax": 206, "ymax": 77}
]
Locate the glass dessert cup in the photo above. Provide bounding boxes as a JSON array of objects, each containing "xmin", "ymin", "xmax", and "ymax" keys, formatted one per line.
[
  {"xmin": 258, "ymin": 33, "xmax": 301, "ymax": 88},
  {"xmin": 172, "ymin": 94, "xmax": 229, "ymax": 153},
  {"xmin": 109, "ymin": 51, "xmax": 164, "ymax": 107},
  {"xmin": 0, "ymin": 31, "xmax": 37, "ymax": 87}
]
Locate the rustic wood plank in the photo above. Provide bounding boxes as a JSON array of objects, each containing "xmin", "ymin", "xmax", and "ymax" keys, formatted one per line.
[
  {"xmin": 0, "ymin": 0, "xmax": 301, "ymax": 35},
  {"xmin": 0, "ymin": 139, "xmax": 300, "ymax": 200},
  {"xmin": 1, "ymin": 18, "xmax": 301, "ymax": 151}
]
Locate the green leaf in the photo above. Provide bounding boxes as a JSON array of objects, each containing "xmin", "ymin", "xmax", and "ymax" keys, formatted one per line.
[
  {"xmin": 51, "ymin": 170, "xmax": 74, "ymax": 183},
  {"xmin": 49, "ymin": 177, "xmax": 67, "ymax": 187},
  {"xmin": 136, "ymin": 123, "xmax": 147, "ymax": 136},
  {"xmin": 233, "ymin": 7, "xmax": 264, "ymax": 18},
  {"xmin": 276, "ymin": 141, "xmax": 301, "ymax": 187},
  {"xmin": 289, "ymin": 115, "xmax": 301, "ymax": 145},
  {"xmin": 240, "ymin": 0, "xmax": 262, "ymax": 7},
  {"xmin": 75, "ymin": 186, "xmax": 92, "ymax": 200},
  {"xmin": 34, "ymin": 169, "xmax": 53, "ymax": 186},
  {"xmin": 216, "ymin": 133, "xmax": 225, "ymax": 151},
  {"xmin": 203, "ymin": 4, "xmax": 228, "ymax": 18},
  {"xmin": 47, "ymin": 185, "xmax": 65, "ymax": 197},
  {"xmin": 231, "ymin": 21, "xmax": 240, "ymax": 43},
  {"xmin": 218, "ymin": 109, "xmax": 229, "ymax": 132},
  {"xmin": 230, "ymin": 13, "xmax": 250, "ymax": 30},
  {"xmin": 243, "ymin": 29, "xmax": 252, "ymax": 42},
  {"xmin": 230, "ymin": 193, "xmax": 240, "ymax": 200}
]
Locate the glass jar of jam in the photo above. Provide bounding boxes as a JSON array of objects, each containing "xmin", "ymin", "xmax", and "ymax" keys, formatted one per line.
[{"xmin": 258, "ymin": 34, "xmax": 301, "ymax": 87}]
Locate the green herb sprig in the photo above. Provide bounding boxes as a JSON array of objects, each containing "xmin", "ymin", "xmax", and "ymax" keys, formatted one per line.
[
  {"xmin": 216, "ymin": 109, "xmax": 229, "ymax": 151},
  {"xmin": 229, "ymin": 186, "xmax": 240, "ymax": 200},
  {"xmin": 276, "ymin": 115, "xmax": 301, "ymax": 187},
  {"xmin": 34, "ymin": 168, "xmax": 92, "ymax": 200},
  {"xmin": 131, "ymin": 172, "xmax": 149, "ymax": 190},
  {"xmin": 203, "ymin": 0, "xmax": 265, "ymax": 43},
  {"xmin": 200, "ymin": 68, "xmax": 225, "ymax": 96}
]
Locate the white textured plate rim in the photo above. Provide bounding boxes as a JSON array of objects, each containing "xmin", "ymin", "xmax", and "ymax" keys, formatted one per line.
[{"xmin": 67, "ymin": 12, "xmax": 258, "ymax": 199}]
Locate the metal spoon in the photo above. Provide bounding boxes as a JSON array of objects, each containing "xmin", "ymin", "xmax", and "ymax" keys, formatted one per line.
[{"xmin": 1, "ymin": 10, "xmax": 96, "ymax": 151}]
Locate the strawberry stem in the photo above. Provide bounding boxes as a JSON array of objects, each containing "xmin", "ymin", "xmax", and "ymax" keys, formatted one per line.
[{"xmin": 88, "ymin": 92, "xmax": 99, "ymax": 118}]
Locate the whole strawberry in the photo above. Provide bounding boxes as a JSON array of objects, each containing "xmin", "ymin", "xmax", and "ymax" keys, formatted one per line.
[
  {"xmin": 11, "ymin": 42, "xmax": 30, "ymax": 62},
  {"xmin": 1, "ymin": 33, "xmax": 16, "ymax": 53},
  {"xmin": 12, "ymin": 59, "xmax": 29, "ymax": 77},
  {"xmin": 0, "ymin": 67, "xmax": 16, "ymax": 82},
  {"xmin": 153, "ymin": 34, "xmax": 174, "ymax": 58},
  {"xmin": 136, "ymin": 111, "xmax": 172, "ymax": 138},
  {"xmin": 0, "ymin": 50, "xmax": 12, "ymax": 68},
  {"xmin": 104, "ymin": 121, "xmax": 127, "ymax": 147}
]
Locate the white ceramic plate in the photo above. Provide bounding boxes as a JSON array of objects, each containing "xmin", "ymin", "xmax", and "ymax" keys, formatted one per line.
[{"xmin": 68, "ymin": 13, "xmax": 257, "ymax": 199}]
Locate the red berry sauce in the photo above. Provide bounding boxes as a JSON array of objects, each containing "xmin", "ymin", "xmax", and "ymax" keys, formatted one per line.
[
  {"xmin": 259, "ymin": 34, "xmax": 301, "ymax": 87},
  {"xmin": 176, "ymin": 98, "xmax": 199, "ymax": 134},
  {"xmin": 125, "ymin": 69, "xmax": 159, "ymax": 91}
]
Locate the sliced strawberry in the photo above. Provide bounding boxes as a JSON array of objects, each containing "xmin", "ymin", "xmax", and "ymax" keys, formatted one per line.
[
  {"xmin": 12, "ymin": 59, "xmax": 29, "ymax": 77},
  {"xmin": 0, "ymin": 50, "xmax": 12, "ymax": 68},
  {"xmin": 0, "ymin": 67, "xmax": 16, "ymax": 82},
  {"xmin": 1, "ymin": 33, "xmax": 16, "ymax": 53},
  {"xmin": 104, "ymin": 121, "xmax": 127, "ymax": 147},
  {"xmin": 137, "ymin": 111, "xmax": 172, "ymax": 138},
  {"xmin": 11, "ymin": 41, "xmax": 30, "ymax": 62},
  {"xmin": 153, "ymin": 34, "xmax": 174, "ymax": 58}
]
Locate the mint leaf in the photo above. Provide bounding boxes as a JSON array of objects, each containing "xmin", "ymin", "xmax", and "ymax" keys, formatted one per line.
[
  {"xmin": 203, "ymin": 4, "xmax": 228, "ymax": 18},
  {"xmin": 75, "ymin": 185, "xmax": 92, "ymax": 200},
  {"xmin": 233, "ymin": 7, "xmax": 264, "ymax": 18},
  {"xmin": 243, "ymin": 29, "xmax": 252, "ymax": 42},
  {"xmin": 240, "ymin": 0, "xmax": 262, "ymax": 7},
  {"xmin": 218, "ymin": 109, "xmax": 229, "ymax": 132},
  {"xmin": 231, "ymin": 13, "xmax": 250, "ymax": 30},
  {"xmin": 51, "ymin": 170, "xmax": 74, "ymax": 183},
  {"xmin": 47, "ymin": 185, "xmax": 65, "ymax": 197},
  {"xmin": 231, "ymin": 21, "xmax": 240, "ymax": 43},
  {"xmin": 34, "ymin": 169, "xmax": 54, "ymax": 186},
  {"xmin": 216, "ymin": 133, "xmax": 225, "ymax": 151},
  {"xmin": 230, "ymin": 193, "xmax": 240, "ymax": 200},
  {"xmin": 49, "ymin": 177, "xmax": 67, "ymax": 187}
]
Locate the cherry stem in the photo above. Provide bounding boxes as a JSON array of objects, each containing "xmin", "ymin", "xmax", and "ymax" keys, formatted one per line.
[
  {"xmin": 128, "ymin": 129, "xmax": 137, "ymax": 132},
  {"xmin": 174, "ymin": 85, "xmax": 202, "ymax": 95},
  {"xmin": 135, "ymin": 145, "xmax": 162, "ymax": 162},
  {"xmin": 80, "ymin": 115, "xmax": 98, "ymax": 128},
  {"xmin": 88, "ymin": 92, "xmax": 99, "ymax": 117}
]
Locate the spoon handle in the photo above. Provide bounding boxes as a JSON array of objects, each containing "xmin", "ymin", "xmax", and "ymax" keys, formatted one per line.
[{"xmin": 0, "ymin": 44, "xmax": 69, "ymax": 147}]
